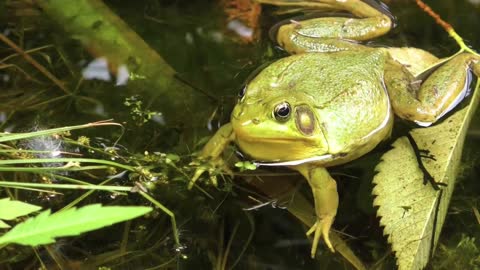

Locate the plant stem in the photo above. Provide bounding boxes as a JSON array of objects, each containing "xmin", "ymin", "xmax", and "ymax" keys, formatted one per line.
[
  {"xmin": 138, "ymin": 191, "xmax": 180, "ymax": 250},
  {"xmin": 0, "ymin": 181, "xmax": 133, "ymax": 192},
  {"xmin": 0, "ymin": 158, "xmax": 134, "ymax": 171}
]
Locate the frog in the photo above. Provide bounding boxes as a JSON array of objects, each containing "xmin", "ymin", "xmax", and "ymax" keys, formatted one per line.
[{"xmin": 189, "ymin": 0, "xmax": 480, "ymax": 258}]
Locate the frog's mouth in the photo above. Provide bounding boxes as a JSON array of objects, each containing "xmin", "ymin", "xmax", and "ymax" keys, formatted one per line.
[
  {"xmin": 235, "ymin": 133, "xmax": 314, "ymax": 143},
  {"xmin": 234, "ymin": 131, "xmax": 330, "ymax": 164}
]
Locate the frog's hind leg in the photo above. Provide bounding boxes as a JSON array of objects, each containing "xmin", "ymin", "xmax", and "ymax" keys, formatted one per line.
[
  {"xmin": 385, "ymin": 51, "xmax": 480, "ymax": 126},
  {"xmin": 261, "ymin": 0, "xmax": 393, "ymax": 53},
  {"xmin": 294, "ymin": 165, "xmax": 339, "ymax": 257}
]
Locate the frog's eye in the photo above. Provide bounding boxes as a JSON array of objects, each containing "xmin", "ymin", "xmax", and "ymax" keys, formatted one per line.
[
  {"xmin": 238, "ymin": 86, "xmax": 246, "ymax": 100},
  {"xmin": 274, "ymin": 102, "xmax": 291, "ymax": 121}
]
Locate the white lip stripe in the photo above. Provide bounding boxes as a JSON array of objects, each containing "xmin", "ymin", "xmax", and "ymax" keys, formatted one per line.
[{"xmin": 254, "ymin": 154, "xmax": 333, "ymax": 167}]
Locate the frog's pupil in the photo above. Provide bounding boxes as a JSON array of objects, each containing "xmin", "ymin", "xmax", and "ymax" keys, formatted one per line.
[{"xmin": 274, "ymin": 102, "xmax": 291, "ymax": 120}]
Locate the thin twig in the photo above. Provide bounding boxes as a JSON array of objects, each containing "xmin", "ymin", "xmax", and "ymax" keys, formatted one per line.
[
  {"xmin": 415, "ymin": 0, "xmax": 479, "ymax": 56},
  {"xmin": 0, "ymin": 33, "xmax": 70, "ymax": 94}
]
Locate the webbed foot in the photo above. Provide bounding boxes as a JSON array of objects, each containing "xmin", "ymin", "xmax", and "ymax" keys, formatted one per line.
[
  {"xmin": 189, "ymin": 157, "xmax": 232, "ymax": 189},
  {"xmin": 306, "ymin": 215, "xmax": 335, "ymax": 257},
  {"xmin": 188, "ymin": 124, "xmax": 235, "ymax": 189}
]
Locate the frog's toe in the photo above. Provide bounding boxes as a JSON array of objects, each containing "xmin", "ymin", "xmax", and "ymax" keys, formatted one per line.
[
  {"xmin": 189, "ymin": 167, "xmax": 206, "ymax": 189},
  {"xmin": 207, "ymin": 167, "xmax": 218, "ymax": 187},
  {"xmin": 306, "ymin": 216, "xmax": 335, "ymax": 257},
  {"xmin": 306, "ymin": 221, "xmax": 321, "ymax": 258},
  {"xmin": 189, "ymin": 158, "xmax": 228, "ymax": 189}
]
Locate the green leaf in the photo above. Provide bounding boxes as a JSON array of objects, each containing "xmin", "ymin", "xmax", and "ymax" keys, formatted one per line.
[
  {"xmin": 0, "ymin": 198, "xmax": 42, "ymax": 220},
  {"xmin": 234, "ymin": 161, "xmax": 257, "ymax": 171},
  {"xmin": 373, "ymin": 81, "xmax": 480, "ymax": 270},
  {"xmin": 0, "ymin": 220, "xmax": 10, "ymax": 229},
  {"xmin": 0, "ymin": 204, "xmax": 152, "ymax": 246}
]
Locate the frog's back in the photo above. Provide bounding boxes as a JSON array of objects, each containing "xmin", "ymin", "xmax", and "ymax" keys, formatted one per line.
[{"xmin": 253, "ymin": 49, "xmax": 388, "ymax": 107}]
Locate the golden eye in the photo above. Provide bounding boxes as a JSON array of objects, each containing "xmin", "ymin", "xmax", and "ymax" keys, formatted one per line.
[{"xmin": 274, "ymin": 102, "xmax": 291, "ymax": 121}]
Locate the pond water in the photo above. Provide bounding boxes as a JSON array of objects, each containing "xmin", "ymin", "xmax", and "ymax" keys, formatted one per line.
[{"xmin": 1, "ymin": 0, "xmax": 479, "ymax": 269}]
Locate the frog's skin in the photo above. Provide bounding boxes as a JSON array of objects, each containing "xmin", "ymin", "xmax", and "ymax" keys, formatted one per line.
[{"xmin": 190, "ymin": 0, "xmax": 480, "ymax": 258}]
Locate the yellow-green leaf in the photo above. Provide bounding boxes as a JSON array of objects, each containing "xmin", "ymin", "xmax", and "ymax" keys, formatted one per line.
[{"xmin": 373, "ymin": 81, "xmax": 479, "ymax": 270}]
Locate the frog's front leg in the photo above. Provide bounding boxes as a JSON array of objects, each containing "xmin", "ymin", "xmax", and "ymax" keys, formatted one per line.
[
  {"xmin": 385, "ymin": 52, "xmax": 480, "ymax": 126},
  {"xmin": 189, "ymin": 123, "xmax": 235, "ymax": 189},
  {"xmin": 260, "ymin": 0, "xmax": 393, "ymax": 53},
  {"xmin": 294, "ymin": 164, "xmax": 339, "ymax": 257}
]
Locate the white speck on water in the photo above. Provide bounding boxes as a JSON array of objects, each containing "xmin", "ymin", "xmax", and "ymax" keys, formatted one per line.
[
  {"xmin": 227, "ymin": 20, "xmax": 253, "ymax": 39},
  {"xmin": 94, "ymin": 104, "xmax": 107, "ymax": 117},
  {"xmin": 0, "ymin": 112, "xmax": 6, "ymax": 123},
  {"xmin": 195, "ymin": 27, "xmax": 204, "ymax": 36},
  {"xmin": 152, "ymin": 114, "xmax": 165, "ymax": 125},
  {"xmin": 185, "ymin": 32, "xmax": 194, "ymax": 44},
  {"xmin": 210, "ymin": 31, "xmax": 224, "ymax": 43},
  {"xmin": 82, "ymin": 57, "xmax": 111, "ymax": 81},
  {"xmin": 116, "ymin": 64, "xmax": 129, "ymax": 86}
]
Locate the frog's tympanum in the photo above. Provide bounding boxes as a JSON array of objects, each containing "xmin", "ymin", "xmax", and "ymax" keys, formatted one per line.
[{"xmin": 190, "ymin": 0, "xmax": 480, "ymax": 258}]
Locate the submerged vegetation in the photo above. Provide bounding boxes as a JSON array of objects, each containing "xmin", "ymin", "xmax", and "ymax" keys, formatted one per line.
[{"xmin": 0, "ymin": 0, "xmax": 480, "ymax": 269}]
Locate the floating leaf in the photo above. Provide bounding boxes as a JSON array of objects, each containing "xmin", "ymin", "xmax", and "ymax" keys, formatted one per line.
[
  {"xmin": 373, "ymin": 81, "xmax": 479, "ymax": 270},
  {"xmin": 0, "ymin": 204, "xmax": 152, "ymax": 246},
  {"xmin": 0, "ymin": 198, "xmax": 42, "ymax": 220}
]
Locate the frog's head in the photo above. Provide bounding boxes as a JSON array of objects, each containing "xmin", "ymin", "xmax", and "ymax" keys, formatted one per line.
[{"xmin": 231, "ymin": 58, "xmax": 329, "ymax": 162}]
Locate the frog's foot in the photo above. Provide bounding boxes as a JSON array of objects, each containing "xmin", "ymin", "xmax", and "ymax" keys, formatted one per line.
[
  {"xmin": 189, "ymin": 157, "xmax": 232, "ymax": 189},
  {"xmin": 188, "ymin": 124, "xmax": 235, "ymax": 189},
  {"xmin": 306, "ymin": 215, "xmax": 335, "ymax": 258}
]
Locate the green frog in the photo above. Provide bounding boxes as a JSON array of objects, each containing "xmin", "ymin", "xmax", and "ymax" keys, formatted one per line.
[{"xmin": 190, "ymin": 0, "xmax": 480, "ymax": 258}]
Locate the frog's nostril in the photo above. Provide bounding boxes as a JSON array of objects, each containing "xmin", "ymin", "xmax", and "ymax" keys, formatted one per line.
[
  {"xmin": 232, "ymin": 107, "xmax": 244, "ymax": 119},
  {"xmin": 252, "ymin": 118, "xmax": 261, "ymax": 124}
]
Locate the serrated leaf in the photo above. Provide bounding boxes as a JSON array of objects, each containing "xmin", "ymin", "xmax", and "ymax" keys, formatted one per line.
[
  {"xmin": 373, "ymin": 137, "xmax": 437, "ymax": 270},
  {"xmin": 373, "ymin": 81, "xmax": 479, "ymax": 270},
  {"xmin": 0, "ymin": 204, "xmax": 152, "ymax": 246},
  {"xmin": 0, "ymin": 198, "xmax": 42, "ymax": 220}
]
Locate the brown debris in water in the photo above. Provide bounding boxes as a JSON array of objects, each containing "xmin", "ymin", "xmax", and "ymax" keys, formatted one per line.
[{"xmin": 220, "ymin": 0, "xmax": 262, "ymax": 43}]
